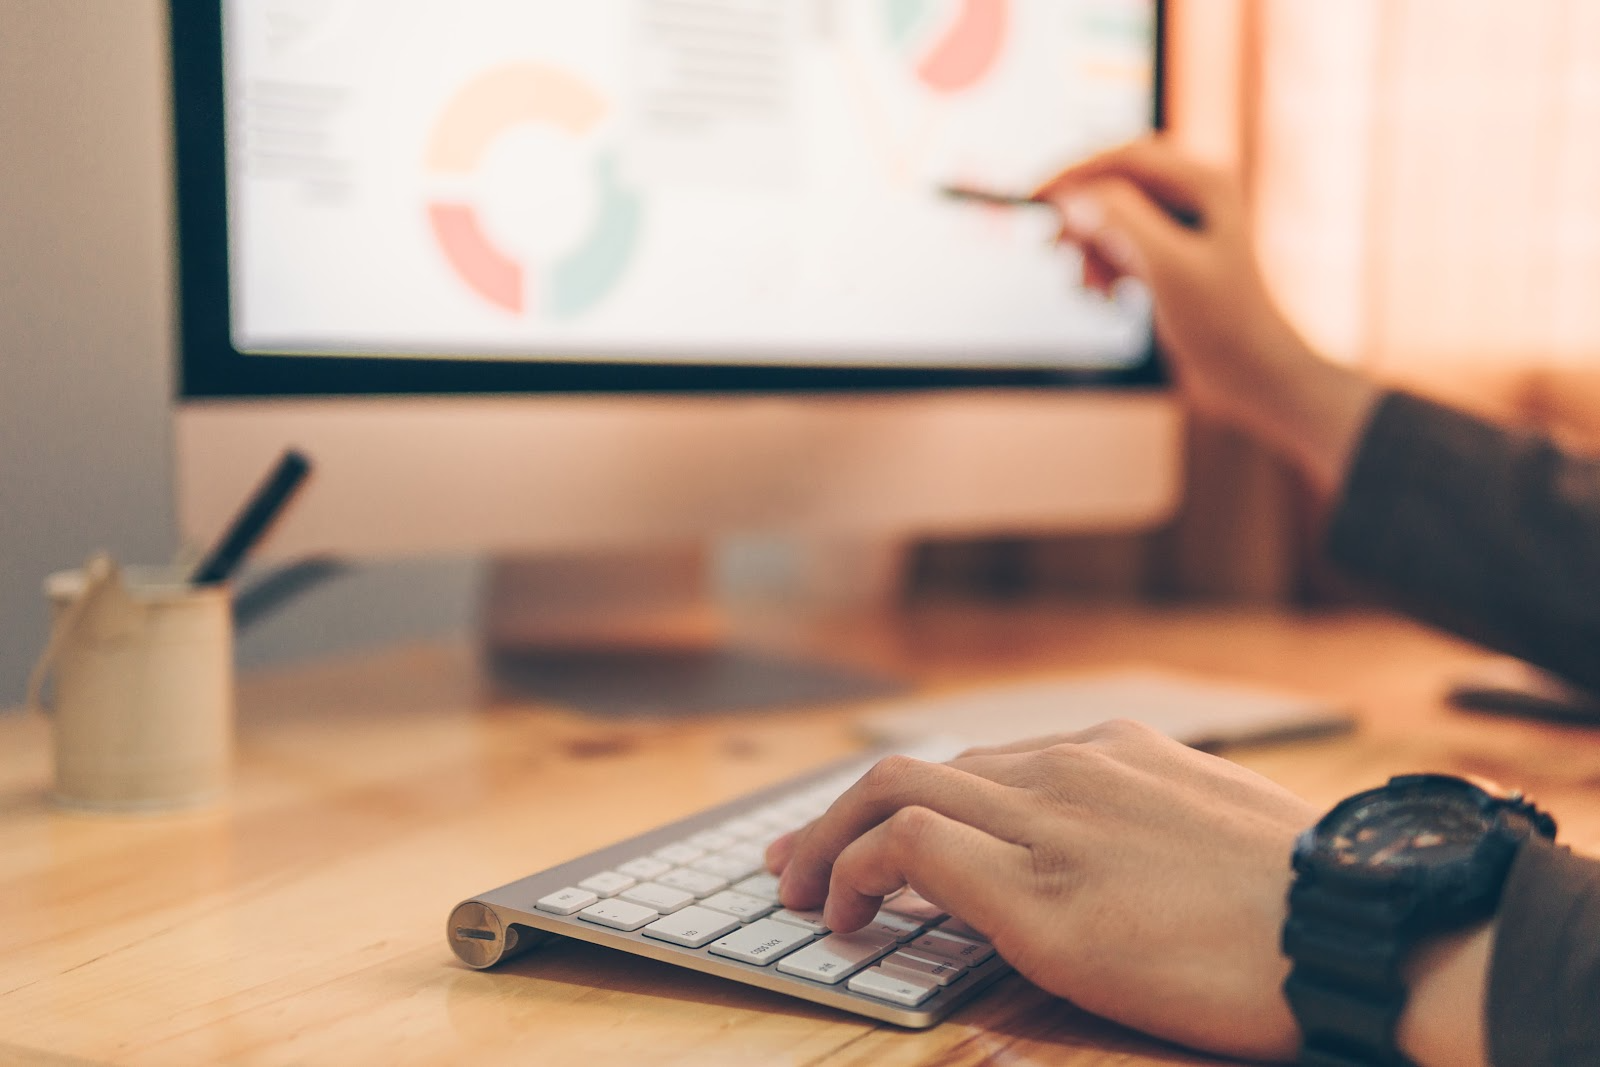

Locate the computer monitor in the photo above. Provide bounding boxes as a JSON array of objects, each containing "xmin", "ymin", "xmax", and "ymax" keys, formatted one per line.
[{"xmin": 168, "ymin": 0, "xmax": 1180, "ymax": 611}]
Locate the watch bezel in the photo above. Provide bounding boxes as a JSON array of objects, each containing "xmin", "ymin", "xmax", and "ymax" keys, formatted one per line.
[{"xmin": 1291, "ymin": 773, "xmax": 1554, "ymax": 932}]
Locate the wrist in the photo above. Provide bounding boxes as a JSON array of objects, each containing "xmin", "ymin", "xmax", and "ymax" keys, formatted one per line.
[
  {"xmin": 1246, "ymin": 340, "xmax": 1380, "ymax": 498},
  {"xmin": 1396, "ymin": 921, "xmax": 1493, "ymax": 1067}
]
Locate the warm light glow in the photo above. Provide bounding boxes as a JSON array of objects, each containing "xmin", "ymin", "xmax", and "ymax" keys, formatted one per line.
[{"xmin": 1253, "ymin": 0, "xmax": 1600, "ymax": 373}]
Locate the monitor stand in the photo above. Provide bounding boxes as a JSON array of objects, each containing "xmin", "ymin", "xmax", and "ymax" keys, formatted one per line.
[{"xmin": 480, "ymin": 540, "xmax": 907, "ymax": 717}]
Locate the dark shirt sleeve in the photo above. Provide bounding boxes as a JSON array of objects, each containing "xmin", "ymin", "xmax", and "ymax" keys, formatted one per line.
[
  {"xmin": 1488, "ymin": 839, "xmax": 1600, "ymax": 1066},
  {"xmin": 1327, "ymin": 391, "xmax": 1600, "ymax": 1063},
  {"xmin": 1327, "ymin": 390, "xmax": 1600, "ymax": 693}
]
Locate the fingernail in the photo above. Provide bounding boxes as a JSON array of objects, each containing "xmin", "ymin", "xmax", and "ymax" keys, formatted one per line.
[
  {"xmin": 1059, "ymin": 193, "xmax": 1104, "ymax": 237},
  {"xmin": 1098, "ymin": 229, "xmax": 1144, "ymax": 275},
  {"xmin": 765, "ymin": 831, "xmax": 794, "ymax": 873}
]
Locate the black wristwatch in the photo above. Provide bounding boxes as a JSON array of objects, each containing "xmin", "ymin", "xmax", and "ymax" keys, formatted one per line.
[{"xmin": 1282, "ymin": 774, "xmax": 1556, "ymax": 1066}]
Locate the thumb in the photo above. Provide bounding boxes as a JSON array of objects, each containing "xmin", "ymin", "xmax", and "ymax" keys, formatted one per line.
[{"xmin": 1050, "ymin": 177, "xmax": 1193, "ymax": 285}]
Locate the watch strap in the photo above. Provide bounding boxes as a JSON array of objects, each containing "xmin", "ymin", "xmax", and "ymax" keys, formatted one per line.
[
  {"xmin": 1284, "ymin": 968, "xmax": 1412, "ymax": 1067},
  {"xmin": 1283, "ymin": 879, "xmax": 1416, "ymax": 1066}
]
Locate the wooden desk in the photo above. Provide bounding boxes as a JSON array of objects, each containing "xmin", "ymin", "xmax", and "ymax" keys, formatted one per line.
[{"xmin": 3, "ymin": 606, "xmax": 1598, "ymax": 1066}]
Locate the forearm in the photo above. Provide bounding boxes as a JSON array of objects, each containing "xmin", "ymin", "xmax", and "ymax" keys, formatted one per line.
[{"xmin": 1327, "ymin": 391, "xmax": 1600, "ymax": 693}]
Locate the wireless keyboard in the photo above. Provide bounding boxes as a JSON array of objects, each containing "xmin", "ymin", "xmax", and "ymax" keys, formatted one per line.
[{"xmin": 445, "ymin": 740, "xmax": 1012, "ymax": 1028}]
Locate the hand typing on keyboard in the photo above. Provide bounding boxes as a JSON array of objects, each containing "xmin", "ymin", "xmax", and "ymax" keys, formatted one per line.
[{"xmin": 765, "ymin": 719, "xmax": 1318, "ymax": 1063}]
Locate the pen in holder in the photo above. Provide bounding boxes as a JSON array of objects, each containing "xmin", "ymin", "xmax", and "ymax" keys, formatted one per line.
[{"xmin": 27, "ymin": 554, "xmax": 235, "ymax": 811}]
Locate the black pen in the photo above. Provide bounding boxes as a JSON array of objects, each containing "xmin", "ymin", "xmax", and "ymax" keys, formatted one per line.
[
  {"xmin": 939, "ymin": 183, "xmax": 1048, "ymax": 208},
  {"xmin": 938, "ymin": 182, "xmax": 1202, "ymax": 229},
  {"xmin": 190, "ymin": 449, "xmax": 313, "ymax": 586}
]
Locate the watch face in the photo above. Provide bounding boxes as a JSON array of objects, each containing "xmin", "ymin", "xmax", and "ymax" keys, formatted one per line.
[{"xmin": 1324, "ymin": 788, "xmax": 1494, "ymax": 871}]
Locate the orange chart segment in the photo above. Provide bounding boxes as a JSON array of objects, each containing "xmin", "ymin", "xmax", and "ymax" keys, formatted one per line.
[
  {"xmin": 917, "ymin": 0, "xmax": 1008, "ymax": 93},
  {"xmin": 427, "ymin": 202, "xmax": 526, "ymax": 313},
  {"xmin": 425, "ymin": 64, "xmax": 607, "ymax": 173}
]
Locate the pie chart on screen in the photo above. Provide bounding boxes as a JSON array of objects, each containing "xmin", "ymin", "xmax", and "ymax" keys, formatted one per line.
[
  {"xmin": 423, "ymin": 63, "xmax": 642, "ymax": 317},
  {"xmin": 887, "ymin": 0, "xmax": 1010, "ymax": 93}
]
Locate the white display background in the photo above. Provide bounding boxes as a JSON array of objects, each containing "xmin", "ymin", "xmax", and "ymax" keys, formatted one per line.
[{"xmin": 226, "ymin": 0, "xmax": 1157, "ymax": 368}]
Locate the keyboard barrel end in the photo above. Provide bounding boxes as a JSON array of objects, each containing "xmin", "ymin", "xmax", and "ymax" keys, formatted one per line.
[{"xmin": 448, "ymin": 900, "xmax": 552, "ymax": 969}]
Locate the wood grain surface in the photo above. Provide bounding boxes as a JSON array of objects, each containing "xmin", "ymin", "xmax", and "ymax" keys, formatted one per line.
[{"xmin": 3, "ymin": 605, "xmax": 1597, "ymax": 1066}]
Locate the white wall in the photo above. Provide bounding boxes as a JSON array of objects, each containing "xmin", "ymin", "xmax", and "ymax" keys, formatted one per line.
[{"xmin": 0, "ymin": 0, "xmax": 479, "ymax": 707}]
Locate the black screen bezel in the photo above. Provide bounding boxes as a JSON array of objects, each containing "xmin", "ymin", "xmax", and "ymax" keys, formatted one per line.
[{"xmin": 170, "ymin": 0, "xmax": 1169, "ymax": 399}]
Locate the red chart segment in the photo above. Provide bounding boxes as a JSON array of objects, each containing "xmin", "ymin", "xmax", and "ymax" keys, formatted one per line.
[
  {"xmin": 916, "ymin": 0, "xmax": 1008, "ymax": 93},
  {"xmin": 427, "ymin": 202, "xmax": 526, "ymax": 314}
]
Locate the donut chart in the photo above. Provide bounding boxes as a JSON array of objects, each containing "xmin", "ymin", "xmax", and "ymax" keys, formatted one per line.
[
  {"xmin": 887, "ymin": 0, "xmax": 1009, "ymax": 94},
  {"xmin": 423, "ymin": 64, "xmax": 642, "ymax": 317}
]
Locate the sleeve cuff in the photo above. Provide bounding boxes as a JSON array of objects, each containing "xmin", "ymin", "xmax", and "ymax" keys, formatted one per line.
[
  {"xmin": 1487, "ymin": 837, "xmax": 1600, "ymax": 1065},
  {"xmin": 1325, "ymin": 389, "xmax": 1512, "ymax": 589}
]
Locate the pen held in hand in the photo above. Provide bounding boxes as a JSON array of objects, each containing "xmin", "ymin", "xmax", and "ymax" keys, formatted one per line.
[
  {"xmin": 938, "ymin": 183, "xmax": 1049, "ymax": 209},
  {"xmin": 189, "ymin": 449, "xmax": 313, "ymax": 586},
  {"xmin": 937, "ymin": 182, "xmax": 1202, "ymax": 230}
]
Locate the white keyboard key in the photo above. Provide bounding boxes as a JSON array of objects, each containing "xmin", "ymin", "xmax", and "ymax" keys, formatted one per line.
[
  {"xmin": 719, "ymin": 817, "xmax": 766, "ymax": 839},
  {"xmin": 769, "ymin": 909, "xmax": 829, "ymax": 935},
  {"xmin": 699, "ymin": 890, "xmax": 776, "ymax": 922},
  {"xmin": 815, "ymin": 774, "xmax": 858, "ymax": 797},
  {"xmin": 745, "ymin": 809, "xmax": 790, "ymax": 831},
  {"xmin": 691, "ymin": 852, "xmax": 762, "ymax": 881},
  {"xmin": 577, "ymin": 871, "xmax": 635, "ymax": 897},
  {"xmin": 536, "ymin": 887, "xmax": 599, "ymax": 915},
  {"xmin": 801, "ymin": 786, "xmax": 842, "ymax": 808},
  {"xmin": 641, "ymin": 905, "xmax": 741, "ymax": 949},
  {"xmin": 707, "ymin": 917, "xmax": 816, "ymax": 966},
  {"xmin": 790, "ymin": 794, "xmax": 827, "ymax": 815},
  {"xmin": 732, "ymin": 873, "xmax": 780, "ymax": 902},
  {"xmin": 847, "ymin": 966, "xmax": 939, "ymax": 1007},
  {"xmin": 748, "ymin": 805, "xmax": 796, "ymax": 831},
  {"xmin": 937, "ymin": 917, "xmax": 988, "ymax": 942},
  {"xmin": 777, "ymin": 798, "xmax": 825, "ymax": 824},
  {"xmin": 616, "ymin": 856, "xmax": 673, "ymax": 881},
  {"xmin": 906, "ymin": 929, "xmax": 994, "ymax": 965},
  {"xmin": 656, "ymin": 867, "xmax": 727, "ymax": 897},
  {"xmin": 619, "ymin": 881, "xmax": 695, "ymax": 914},
  {"xmin": 865, "ymin": 908, "xmax": 927, "ymax": 942},
  {"xmin": 880, "ymin": 950, "xmax": 965, "ymax": 987},
  {"xmin": 653, "ymin": 842, "xmax": 706, "ymax": 866},
  {"xmin": 776, "ymin": 930, "xmax": 896, "ymax": 984},
  {"xmin": 687, "ymin": 830, "xmax": 738, "ymax": 851},
  {"xmin": 882, "ymin": 891, "xmax": 946, "ymax": 923},
  {"xmin": 577, "ymin": 898, "xmax": 659, "ymax": 932},
  {"xmin": 720, "ymin": 841, "xmax": 768, "ymax": 866}
]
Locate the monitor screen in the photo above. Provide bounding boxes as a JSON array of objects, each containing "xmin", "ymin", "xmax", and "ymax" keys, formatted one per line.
[{"xmin": 174, "ymin": 0, "xmax": 1164, "ymax": 395}]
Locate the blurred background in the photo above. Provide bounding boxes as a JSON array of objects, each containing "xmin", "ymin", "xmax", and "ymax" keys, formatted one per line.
[
  {"xmin": 4, "ymin": 0, "xmax": 1599, "ymax": 706},
  {"xmin": 920, "ymin": 0, "xmax": 1600, "ymax": 603}
]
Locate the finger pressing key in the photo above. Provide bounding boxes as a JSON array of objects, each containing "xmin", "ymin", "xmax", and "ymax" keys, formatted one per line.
[
  {"xmin": 765, "ymin": 829, "xmax": 799, "ymax": 875},
  {"xmin": 777, "ymin": 755, "xmax": 1027, "ymax": 911},
  {"xmin": 822, "ymin": 805, "xmax": 1026, "ymax": 937}
]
